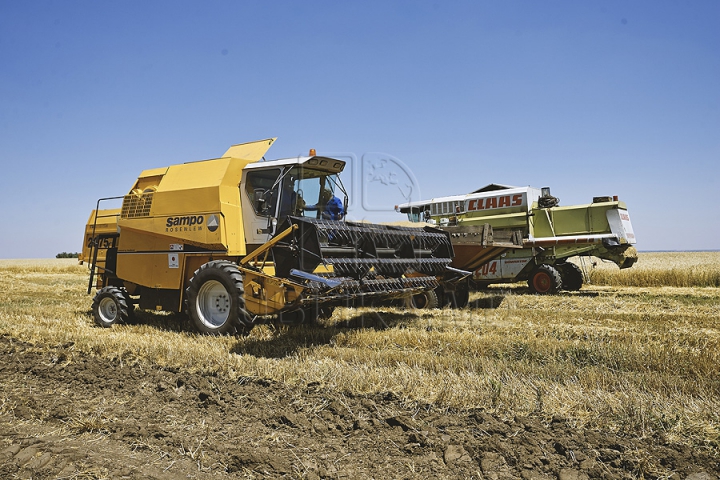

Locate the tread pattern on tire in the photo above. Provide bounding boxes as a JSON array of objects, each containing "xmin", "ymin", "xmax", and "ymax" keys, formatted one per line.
[
  {"xmin": 557, "ymin": 262, "xmax": 583, "ymax": 291},
  {"xmin": 185, "ymin": 260, "xmax": 252, "ymax": 335},
  {"xmin": 528, "ymin": 265, "xmax": 562, "ymax": 294},
  {"xmin": 435, "ymin": 281, "xmax": 470, "ymax": 309},
  {"xmin": 405, "ymin": 289, "xmax": 439, "ymax": 309},
  {"xmin": 447, "ymin": 282, "xmax": 470, "ymax": 309},
  {"xmin": 92, "ymin": 286, "xmax": 131, "ymax": 327}
]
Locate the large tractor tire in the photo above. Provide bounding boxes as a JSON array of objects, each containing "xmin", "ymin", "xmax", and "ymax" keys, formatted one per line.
[
  {"xmin": 528, "ymin": 265, "xmax": 562, "ymax": 294},
  {"xmin": 438, "ymin": 281, "xmax": 470, "ymax": 309},
  {"xmin": 557, "ymin": 262, "xmax": 583, "ymax": 291},
  {"xmin": 448, "ymin": 281, "xmax": 470, "ymax": 309},
  {"xmin": 92, "ymin": 286, "xmax": 133, "ymax": 327},
  {"xmin": 185, "ymin": 260, "xmax": 253, "ymax": 335},
  {"xmin": 404, "ymin": 289, "xmax": 439, "ymax": 309}
]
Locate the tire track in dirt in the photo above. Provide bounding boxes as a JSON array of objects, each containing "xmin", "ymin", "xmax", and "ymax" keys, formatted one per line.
[{"xmin": 1, "ymin": 335, "xmax": 717, "ymax": 479}]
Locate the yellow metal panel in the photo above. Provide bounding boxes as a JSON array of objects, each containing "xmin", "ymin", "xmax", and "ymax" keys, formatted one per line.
[
  {"xmin": 218, "ymin": 159, "xmax": 248, "ymax": 189},
  {"xmin": 134, "ymin": 175, "xmax": 165, "ymax": 192},
  {"xmin": 116, "ymin": 252, "xmax": 159, "ymax": 288},
  {"xmin": 242, "ymin": 269, "xmax": 304, "ymax": 315},
  {"xmin": 85, "ymin": 209, "xmax": 120, "ymax": 232},
  {"xmin": 152, "ymin": 186, "xmax": 221, "ymax": 216},
  {"xmin": 116, "ymin": 227, "xmax": 211, "ymax": 289},
  {"xmin": 80, "ymin": 209, "xmax": 120, "ymax": 263},
  {"xmin": 116, "ymin": 145, "xmax": 266, "ymax": 257},
  {"xmin": 138, "ymin": 167, "xmax": 169, "ymax": 178},
  {"xmin": 221, "ymin": 204, "xmax": 246, "ymax": 256},
  {"xmin": 222, "ymin": 138, "xmax": 276, "ymax": 161},
  {"xmin": 119, "ymin": 218, "xmax": 226, "ymax": 252},
  {"xmin": 159, "ymin": 158, "xmax": 231, "ymax": 193},
  {"xmin": 150, "ymin": 158, "xmax": 249, "ymax": 217},
  {"xmin": 116, "ymin": 252, "xmax": 183, "ymax": 289},
  {"xmin": 150, "ymin": 252, "xmax": 185, "ymax": 289},
  {"xmin": 260, "ymin": 265, "xmax": 276, "ymax": 276}
]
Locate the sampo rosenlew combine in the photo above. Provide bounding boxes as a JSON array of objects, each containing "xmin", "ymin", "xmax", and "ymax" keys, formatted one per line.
[
  {"xmin": 80, "ymin": 139, "xmax": 459, "ymax": 334},
  {"xmin": 396, "ymin": 183, "xmax": 637, "ymax": 296}
]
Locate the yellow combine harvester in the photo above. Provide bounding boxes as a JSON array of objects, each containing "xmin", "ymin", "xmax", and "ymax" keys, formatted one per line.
[{"xmin": 81, "ymin": 139, "xmax": 456, "ymax": 334}]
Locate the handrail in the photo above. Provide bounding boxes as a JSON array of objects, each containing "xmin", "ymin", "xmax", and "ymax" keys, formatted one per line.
[{"xmin": 86, "ymin": 196, "xmax": 124, "ymax": 294}]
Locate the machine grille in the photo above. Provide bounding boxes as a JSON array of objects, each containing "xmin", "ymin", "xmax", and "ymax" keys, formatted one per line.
[{"xmin": 121, "ymin": 191, "xmax": 154, "ymax": 218}]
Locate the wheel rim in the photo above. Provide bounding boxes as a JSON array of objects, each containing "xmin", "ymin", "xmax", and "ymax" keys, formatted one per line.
[
  {"xmin": 533, "ymin": 272, "xmax": 552, "ymax": 293},
  {"xmin": 196, "ymin": 280, "xmax": 231, "ymax": 329},
  {"xmin": 412, "ymin": 293, "xmax": 428, "ymax": 309},
  {"xmin": 98, "ymin": 296, "xmax": 118, "ymax": 324}
]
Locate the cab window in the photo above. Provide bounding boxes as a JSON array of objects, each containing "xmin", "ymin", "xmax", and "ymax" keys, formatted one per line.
[{"xmin": 245, "ymin": 169, "xmax": 281, "ymax": 216}]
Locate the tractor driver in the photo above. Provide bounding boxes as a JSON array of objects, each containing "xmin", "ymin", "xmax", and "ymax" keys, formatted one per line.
[{"xmin": 306, "ymin": 188, "xmax": 344, "ymax": 220}]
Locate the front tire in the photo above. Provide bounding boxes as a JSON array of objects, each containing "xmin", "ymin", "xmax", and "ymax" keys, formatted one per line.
[
  {"xmin": 185, "ymin": 260, "xmax": 252, "ymax": 335},
  {"xmin": 528, "ymin": 265, "xmax": 562, "ymax": 294},
  {"xmin": 92, "ymin": 286, "xmax": 132, "ymax": 327}
]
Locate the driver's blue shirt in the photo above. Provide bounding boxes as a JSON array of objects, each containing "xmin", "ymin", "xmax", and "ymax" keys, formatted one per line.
[
  {"xmin": 306, "ymin": 194, "xmax": 345, "ymax": 220},
  {"xmin": 324, "ymin": 195, "xmax": 344, "ymax": 220}
]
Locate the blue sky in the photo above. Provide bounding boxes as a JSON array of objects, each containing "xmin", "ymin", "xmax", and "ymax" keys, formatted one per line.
[{"xmin": 1, "ymin": 0, "xmax": 718, "ymax": 257}]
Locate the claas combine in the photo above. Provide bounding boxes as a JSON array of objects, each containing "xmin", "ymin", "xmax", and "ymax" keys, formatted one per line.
[
  {"xmin": 397, "ymin": 184, "xmax": 637, "ymax": 294},
  {"xmin": 81, "ymin": 139, "xmax": 455, "ymax": 334}
]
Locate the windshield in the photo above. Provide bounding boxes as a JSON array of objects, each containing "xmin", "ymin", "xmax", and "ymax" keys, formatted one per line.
[
  {"xmin": 288, "ymin": 168, "xmax": 344, "ymax": 208},
  {"xmin": 286, "ymin": 167, "xmax": 346, "ymax": 220},
  {"xmin": 244, "ymin": 165, "xmax": 347, "ymax": 223},
  {"xmin": 404, "ymin": 205, "xmax": 430, "ymax": 223}
]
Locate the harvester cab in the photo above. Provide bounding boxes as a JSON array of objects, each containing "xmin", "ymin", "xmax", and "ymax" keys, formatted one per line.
[
  {"xmin": 81, "ymin": 139, "xmax": 456, "ymax": 334},
  {"xmin": 241, "ymin": 153, "xmax": 348, "ymax": 247}
]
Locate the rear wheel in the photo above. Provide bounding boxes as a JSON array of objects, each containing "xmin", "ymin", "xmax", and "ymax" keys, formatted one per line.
[
  {"xmin": 528, "ymin": 265, "xmax": 562, "ymax": 294},
  {"xmin": 404, "ymin": 289, "xmax": 439, "ymax": 309},
  {"xmin": 446, "ymin": 281, "xmax": 470, "ymax": 309},
  {"xmin": 185, "ymin": 260, "xmax": 253, "ymax": 335},
  {"xmin": 92, "ymin": 286, "xmax": 132, "ymax": 327},
  {"xmin": 437, "ymin": 281, "xmax": 470, "ymax": 308},
  {"xmin": 557, "ymin": 262, "xmax": 583, "ymax": 291}
]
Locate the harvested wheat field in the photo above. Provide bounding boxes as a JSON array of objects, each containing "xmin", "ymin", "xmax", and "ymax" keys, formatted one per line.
[{"xmin": 1, "ymin": 253, "xmax": 719, "ymax": 479}]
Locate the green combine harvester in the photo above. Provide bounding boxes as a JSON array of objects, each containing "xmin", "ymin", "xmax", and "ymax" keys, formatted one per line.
[{"xmin": 396, "ymin": 184, "xmax": 637, "ymax": 294}]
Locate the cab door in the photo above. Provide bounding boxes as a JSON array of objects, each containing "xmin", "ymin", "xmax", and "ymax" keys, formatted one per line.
[{"xmin": 241, "ymin": 168, "xmax": 281, "ymax": 248}]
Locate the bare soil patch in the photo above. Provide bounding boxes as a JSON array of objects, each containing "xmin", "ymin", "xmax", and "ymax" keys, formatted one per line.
[{"xmin": 2, "ymin": 335, "xmax": 718, "ymax": 479}]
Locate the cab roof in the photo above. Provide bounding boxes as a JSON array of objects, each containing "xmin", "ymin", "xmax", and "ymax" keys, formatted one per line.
[{"xmin": 242, "ymin": 155, "xmax": 346, "ymax": 173}]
